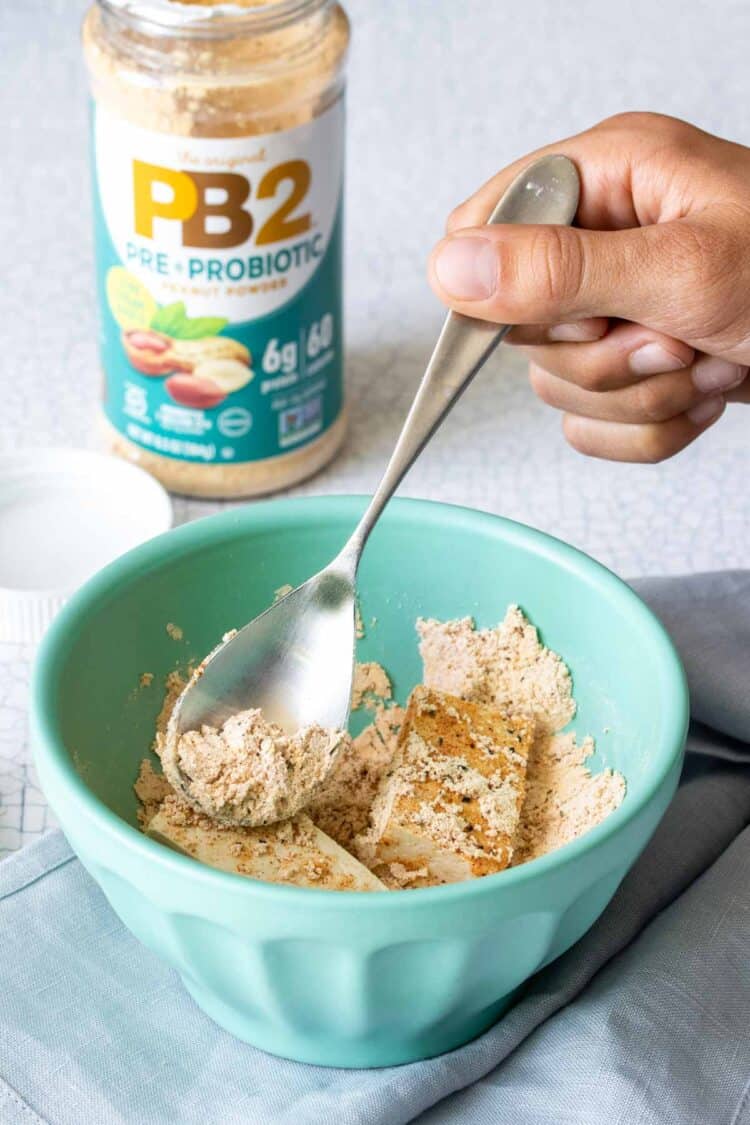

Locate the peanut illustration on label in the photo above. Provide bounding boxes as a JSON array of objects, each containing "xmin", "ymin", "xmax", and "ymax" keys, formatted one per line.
[{"xmin": 108, "ymin": 268, "xmax": 253, "ymax": 409}]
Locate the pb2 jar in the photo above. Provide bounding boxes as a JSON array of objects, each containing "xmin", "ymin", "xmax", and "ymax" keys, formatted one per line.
[{"xmin": 83, "ymin": 0, "xmax": 349, "ymax": 498}]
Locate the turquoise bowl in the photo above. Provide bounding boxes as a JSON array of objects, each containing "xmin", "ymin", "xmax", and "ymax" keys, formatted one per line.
[{"xmin": 31, "ymin": 497, "xmax": 688, "ymax": 1067}]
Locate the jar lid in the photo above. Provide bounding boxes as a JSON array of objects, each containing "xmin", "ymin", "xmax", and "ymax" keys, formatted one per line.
[
  {"xmin": 100, "ymin": 0, "xmax": 324, "ymax": 34},
  {"xmin": 0, "ymin": 449, "xmax": 173, "ymax": 643}
]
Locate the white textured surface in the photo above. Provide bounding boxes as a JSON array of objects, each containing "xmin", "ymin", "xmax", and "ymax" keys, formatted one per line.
[{"xmin": 2, "ymin": 0, "xmax": 749, "ymax": 852}]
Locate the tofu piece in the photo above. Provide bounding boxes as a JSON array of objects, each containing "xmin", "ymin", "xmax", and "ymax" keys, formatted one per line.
[
  {"xmin": 147, "ymin": 798, "xmax": 386, "ymax": 892},
  {"xmin": 365, "ymin": 686, "xmax": 533, "ymax": 888}
]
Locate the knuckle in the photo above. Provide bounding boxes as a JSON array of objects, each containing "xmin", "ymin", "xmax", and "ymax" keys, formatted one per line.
[
  {"xmin": 598, "ymin": 110, "xmax": 656, "ymax": 132},
  {"xmin": 527, "ymin": 226, "xmax": 584, "ymax": 310},
  {"xmin": 632, "ymin": 379, "xmax": 673, "ymax": 423},
  {"xmin": 688, "ymin": 218, "xmax": 736, "ymax": 277},
  {"xmin": 575, "ymin": 364, "xmax": 616, "ymax": 393},
  {"xmin": 673, "ymin": 224, "xmax": 724, "ymax": 286},
  {"xmin": 662, "ymin": 221, "xmax": 742, "ymax": 337},
  {"xmin": 598, "ymin": 111, "xmax": 694, "ymax": 144},
  {"xmin": 577, "ymin": 368, "xmax": 605, "ymax": 392},
  {"xmin": 637, "ymin": 425, "xmax": 674, "ymax": 464}
]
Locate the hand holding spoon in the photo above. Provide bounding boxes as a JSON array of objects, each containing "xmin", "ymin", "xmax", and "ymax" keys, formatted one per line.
[{"xmin": 162, "ymin": 155, "xmax": 581, "ymax": 826}]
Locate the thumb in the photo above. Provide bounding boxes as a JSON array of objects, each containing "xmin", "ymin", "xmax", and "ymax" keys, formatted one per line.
[{"xmin": 428, "ymin": 216, "xmax": 735, "ymax": 343}]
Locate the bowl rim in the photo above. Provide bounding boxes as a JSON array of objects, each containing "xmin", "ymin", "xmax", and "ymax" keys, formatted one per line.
[{"xmin": 31, "ymin": 494, "xmax": 689, "ymax": 910}]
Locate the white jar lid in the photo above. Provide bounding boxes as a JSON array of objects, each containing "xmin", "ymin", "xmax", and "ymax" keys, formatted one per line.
[{"xmin": 0, "ymin": 449, "xmax": 173, "ymax": 643}]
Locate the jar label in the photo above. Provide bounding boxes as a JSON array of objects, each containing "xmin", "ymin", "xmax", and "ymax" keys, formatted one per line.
[{"xmin": 91, "ymin": 100, "xmax": 344, "ymax": 464}]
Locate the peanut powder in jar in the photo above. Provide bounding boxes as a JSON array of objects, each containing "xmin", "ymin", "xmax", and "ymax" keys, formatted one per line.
[{"xmin": 83, "ymin": 0, "xmax": 349, "ymax": 498}]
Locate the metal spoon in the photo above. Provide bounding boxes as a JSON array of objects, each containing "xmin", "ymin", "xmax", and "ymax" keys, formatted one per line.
[{"xmin": 164, "ymin": 154, "xmax": 581, "ymax": 824}]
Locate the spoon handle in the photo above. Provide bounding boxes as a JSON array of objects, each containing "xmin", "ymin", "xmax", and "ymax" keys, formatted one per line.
[{"xmin": 338, "ymin": 154, "xmax": 580, "ymax": 568}]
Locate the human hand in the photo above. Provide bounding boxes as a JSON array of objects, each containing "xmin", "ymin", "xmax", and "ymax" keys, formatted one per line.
[{"xmin": 428, "ymin": 113, "xmax": 750, "ymax": 462}]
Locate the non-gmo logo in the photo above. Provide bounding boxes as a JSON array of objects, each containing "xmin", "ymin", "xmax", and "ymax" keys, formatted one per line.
[{"xmin": 217, "ymin": 407, "xmax": 253, "ymax": 438}]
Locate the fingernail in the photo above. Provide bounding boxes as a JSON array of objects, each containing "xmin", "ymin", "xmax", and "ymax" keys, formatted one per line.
[
  {"xmin": 687, "ymin": 395, "xmax": 725, "ymax": 426},
  {"xmin": 629, "ymin": 343, "xmax": 689, "ymax": 376},
  {"xmin": 691, "ymin": 355, "xmax": 747, "ymax": 393},
  {"xmin": 433, "ymin": 237, "xmax": 497, "ymax": 300},
  {"xmin": 548, "ymin": 323, "xmax": 603, "ymax": 342}
]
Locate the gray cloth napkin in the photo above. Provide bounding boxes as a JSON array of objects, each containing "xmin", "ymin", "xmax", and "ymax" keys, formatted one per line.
[{"xmin": 2, "ymin": 571, "xmax": 750, "ymax": 1125}]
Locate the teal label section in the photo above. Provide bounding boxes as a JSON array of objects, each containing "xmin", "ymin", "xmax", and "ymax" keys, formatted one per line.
[{"xmin": 92, "ymin": 170, "xmax": 344, "ymax": 466}]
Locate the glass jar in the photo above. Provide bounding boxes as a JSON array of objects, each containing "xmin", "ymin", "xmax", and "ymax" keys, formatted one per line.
[{"xmin": 83, "ymin": 0, "xmax": 349, "ymax": 499}]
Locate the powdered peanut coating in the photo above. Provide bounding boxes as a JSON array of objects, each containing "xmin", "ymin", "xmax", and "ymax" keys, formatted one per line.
[
  {"xmin": 513, "ymin": 732, "xmax": 625, "ymax": 863},
  {"xmin": 418, "ymin": 606, "xmax": 575, "ymax": 734},
  {"xmin": 168, "ymin": 708, "xmax": 347, "ymax": 826},
  {"xmin": 309, "ymin": 661, "xmax": 402, "ymax": 849},
  {"xmin": 351, "ymin": 661, "xmax": 393, "ymax": 711}
]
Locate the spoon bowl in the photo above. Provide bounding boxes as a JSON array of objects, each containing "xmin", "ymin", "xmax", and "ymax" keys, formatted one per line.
[{"xmin": 172, "ymin": 564, "xmax": 357, "ymax": 736}]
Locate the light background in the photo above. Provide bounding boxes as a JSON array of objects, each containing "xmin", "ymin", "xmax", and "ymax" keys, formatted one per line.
[{"xmin": 2, "ymin": 0, "xmax": 749, "ymax": 850}]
